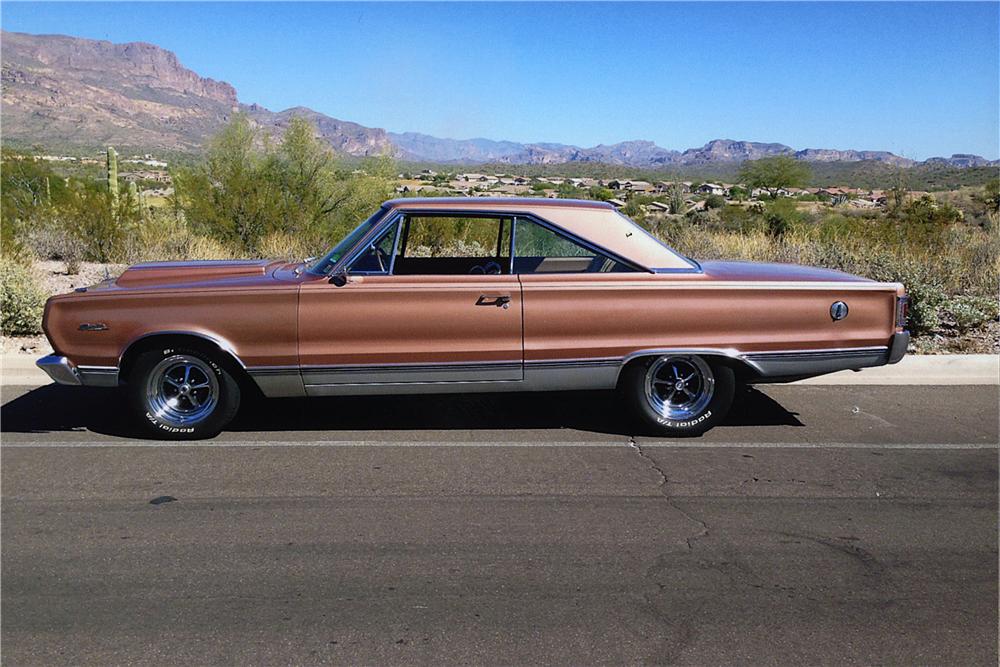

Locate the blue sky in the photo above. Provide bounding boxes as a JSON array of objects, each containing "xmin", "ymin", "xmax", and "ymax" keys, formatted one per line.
[{"xmin": 3, "ymin": 2, "xmax": 998, "ymax": 159}]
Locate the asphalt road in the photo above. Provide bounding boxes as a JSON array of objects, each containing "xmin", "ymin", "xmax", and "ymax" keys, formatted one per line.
[{"xmin": 2, "ymin": 384, "xmax": 998, "ymax": 665}]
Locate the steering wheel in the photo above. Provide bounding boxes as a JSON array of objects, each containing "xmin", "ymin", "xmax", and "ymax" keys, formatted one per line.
[{"xmin": 468, "ymin": 261, "xmax": 503, "ymax": 275}]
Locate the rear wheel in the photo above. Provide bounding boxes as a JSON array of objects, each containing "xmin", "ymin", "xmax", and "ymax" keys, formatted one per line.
[
  {"xmin": 622, "ymin": 354, "xmax": 735, "ymax": 437},
  {"xmin": 128, "ymin": 346, "xmax": 240, "ymax": 440}
]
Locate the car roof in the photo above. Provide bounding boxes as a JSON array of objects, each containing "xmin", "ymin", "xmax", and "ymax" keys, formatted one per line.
[
  {"xmin": 382, "ymin": 197, "xmax": 695, "ymax": 271},
  {"xmin": 385, "ymin": 197, "xmax": 613, "ymax": 211}
]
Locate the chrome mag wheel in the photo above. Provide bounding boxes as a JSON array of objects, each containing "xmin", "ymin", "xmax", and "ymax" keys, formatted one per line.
[
  {"xmin": 643, "ymin": 355, "xmax": 716, "ymax": 421},
  {"xmin": 144, "ymin": 354, "xmax": 220, "ymax": 428}
]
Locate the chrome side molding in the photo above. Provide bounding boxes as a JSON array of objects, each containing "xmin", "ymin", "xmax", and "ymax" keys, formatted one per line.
[{"xmin": 243, "ymin": 341, "xmax": 909, "ymax": 398}]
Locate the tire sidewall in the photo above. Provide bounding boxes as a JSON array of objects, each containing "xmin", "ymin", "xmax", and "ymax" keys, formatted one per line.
[
  {"xmin": 128, "ymin": 346, "xmax": 240, "ymax": 440},
  {"xmin": 624, "ymin": 356, "xmax": 736, "ymax": 437}
]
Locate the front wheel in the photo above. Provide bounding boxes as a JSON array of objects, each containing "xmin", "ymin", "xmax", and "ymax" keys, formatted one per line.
[
  {"xmin": 622, "ymin": 355, "xmax": 735, "ymax": 437},
  {"xmin": 127, "ymin": 346, "xmax": 241, "ymax": 440}
]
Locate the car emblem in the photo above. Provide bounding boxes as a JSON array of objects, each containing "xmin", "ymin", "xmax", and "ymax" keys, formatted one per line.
[
  {"xmin": 830, "ymin": 301, "xmax": 849, "ymax": 321},
  {"xmin": 78, "ymin": 322, "xmax": 109, "ymax": 332}
]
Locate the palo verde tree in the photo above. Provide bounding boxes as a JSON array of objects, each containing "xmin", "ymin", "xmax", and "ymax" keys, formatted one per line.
[
  {"xmin": 738, "ymin": 156, "xmax": 811, "ymax": 198},
  {"xmin": 173, "ymin": 113, "xmax": 395, "ymax": 255}
]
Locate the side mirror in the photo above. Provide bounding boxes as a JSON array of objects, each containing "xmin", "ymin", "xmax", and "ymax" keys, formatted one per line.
[{"xmin": 329, "ymin": 270, "xmax": 349, "ymax": 287}]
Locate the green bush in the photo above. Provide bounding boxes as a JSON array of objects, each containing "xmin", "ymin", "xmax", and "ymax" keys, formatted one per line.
[
  {"xmin": 941, "ymin": 295, "xmax": 999, "ymax": 333},
  {"xmin": 1, "ymin": 261, "xmax": 46, "ymax": 336},
  {"xmin": 704, "ymin": 194, "xmax": 726, "ymax": 209}
]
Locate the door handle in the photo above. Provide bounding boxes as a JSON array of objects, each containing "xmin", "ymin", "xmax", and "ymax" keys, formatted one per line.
[{"xmin": 476, "ymin": 294, "xmax": 511, "ymax": 308}]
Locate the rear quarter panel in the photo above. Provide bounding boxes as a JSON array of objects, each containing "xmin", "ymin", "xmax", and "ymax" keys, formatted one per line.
[{"xmin": 519, "ymin": 273, "xmax": 900, "ymax": 361}]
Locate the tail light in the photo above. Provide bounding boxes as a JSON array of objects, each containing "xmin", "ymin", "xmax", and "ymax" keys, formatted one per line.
[{"xmin": 895, "ymin": 295, "xmax": 909, "ymax": 329}]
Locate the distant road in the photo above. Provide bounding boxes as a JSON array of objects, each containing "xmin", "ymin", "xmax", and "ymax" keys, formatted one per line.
[{"xmin": 2, "ymin": 384, "xmax": 997, "ymax": 665}]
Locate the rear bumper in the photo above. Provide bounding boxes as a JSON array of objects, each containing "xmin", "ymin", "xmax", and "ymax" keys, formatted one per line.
[
  {"xmin": 36, "ymin": 355, "xmax": 119, "ymax": 387},
  {"xmin": 744, "ymin": 333, "xmax": 910, "ymax": 381},
  {"xmin": 888, "ymin": 331, "xmax": 910, "ymax": 364}
]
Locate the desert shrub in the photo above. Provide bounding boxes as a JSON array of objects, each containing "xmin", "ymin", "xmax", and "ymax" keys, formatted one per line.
[
  {"xmin": 406, "ymin": 239, "xmax": 491, "ymax": 258},
  {"xmin": 184, "ymin": 235, "xmax": 237, "ymax": 261},
  {"xmin": 704, "ymin": 194, "xmax": 726, "ymax": 209},
  {"xmin": 258, "ymin": 232, "xmax": 313, "ymax": 261},
  {"xmin": 1, "ymin": 261, "xmax": 46, "ymax": 335},
  {"xmin": 125, "ymin": 215, "xmax": 238, "ymax": 262},
  {"xmin": 728, "ymin": 186, "xmax": 748, "ymax": 201},
  {"xmin": 589, "ymin": 186, "xmax": 614, "ymax": 201},
  {"xmin": 763, "ymin": 199, "xmax": 805, "ymax": 238},
  {"xmin": 901, "ymin": 195, "xmax": 963, "ymax": 227},
  {"xmin": 2, "ymin": 223, "xmax": 29, "ymax": 263},
  {"xmin": 23, "ymin": 222, "xmax": 85, "ymax": 272},
  {"xmin": 718, "ymin": 204, "xmax": 759, "ymax": 233},
  {"xmin": 54, "ymin": 184, "xmax": 144, "ymax": 263},
  {"xmin": 940, "ymin": 295, "xmax": 1000, "ymax": 333}
]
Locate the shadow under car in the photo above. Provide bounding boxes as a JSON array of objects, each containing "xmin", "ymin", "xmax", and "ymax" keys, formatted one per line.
[{"xmin": 0, "ymin": 384, "xmax": 802, "ymax": 439}]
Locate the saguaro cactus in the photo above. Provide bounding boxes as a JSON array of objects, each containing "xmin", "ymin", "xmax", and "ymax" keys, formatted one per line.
[
  {"xmin": 128, "ymin": 180, "xmax": 138, "ymax": 203},
  {"xmin": 106, "ymin": 146, "xmax": 119, "ymax": 207}
]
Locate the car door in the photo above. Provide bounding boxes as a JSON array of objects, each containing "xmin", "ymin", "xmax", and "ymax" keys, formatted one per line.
[
  {"xmin": 297, "ymin": 212, "xmax": 523, "ymax": 394},
  {"xmin": 513, "ymin": 215, "xmax": 646, "ymax": 390}
]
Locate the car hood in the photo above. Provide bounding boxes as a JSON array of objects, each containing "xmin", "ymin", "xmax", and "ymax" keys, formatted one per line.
[
  {"xmin": 113, "ymin": 259, "xmax": 291, "ymax": 290},
  {"xmin": 697, "ymin": 260, "xmax": 872, "ymax": 283}
]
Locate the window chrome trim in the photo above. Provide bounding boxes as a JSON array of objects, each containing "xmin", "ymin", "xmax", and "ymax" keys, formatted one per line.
[
  {"xmin": 387, "ymin": 208, "xmax": 645, "ymax": 275},
  {"xmin": 509, "ymin": 214, "xmax": 517, "ymax": 275},
  {"xmin": 322, "ymin": 202, "xmax": 698, "ymax": 277}
]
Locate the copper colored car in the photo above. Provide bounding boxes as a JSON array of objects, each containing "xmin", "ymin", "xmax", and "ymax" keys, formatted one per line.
[{"xmin": 38, "ymin": 198, "xmax": 909, "ymax": 439}]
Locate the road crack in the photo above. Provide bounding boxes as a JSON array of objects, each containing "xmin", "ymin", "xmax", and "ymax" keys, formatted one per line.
[{"xmin": 628, "ymin": 437, "xmax": 708, "ymax": 550}]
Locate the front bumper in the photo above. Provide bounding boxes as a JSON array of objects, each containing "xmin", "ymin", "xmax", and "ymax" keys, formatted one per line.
[{"xmin": 36, "ymin": 355, "xmax": 119, "ymax": 387}]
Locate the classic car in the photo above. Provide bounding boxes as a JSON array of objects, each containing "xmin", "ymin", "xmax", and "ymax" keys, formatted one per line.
[{"xmin": 38, "ymin": 197, "xmax": 909, "ymax": 439}]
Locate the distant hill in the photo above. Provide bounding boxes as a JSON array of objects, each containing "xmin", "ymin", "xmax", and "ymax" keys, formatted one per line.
[
  {"xmin": 0, "ymin": 31, "xmax": 393, "ymax": 155},
  {"xmin": 2, "ymin": 30, "xmax": 996, "ymax": 171}
]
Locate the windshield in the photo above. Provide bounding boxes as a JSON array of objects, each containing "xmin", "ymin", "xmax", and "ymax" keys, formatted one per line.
[{"xmin": 307, "ymin": 207, "xmax": 388, "ymax": 276}]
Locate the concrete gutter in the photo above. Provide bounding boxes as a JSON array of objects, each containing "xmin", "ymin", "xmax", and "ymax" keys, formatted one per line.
[{"xmin": 1, "ymin": 353, "xmax": 996, "ymax": 388}]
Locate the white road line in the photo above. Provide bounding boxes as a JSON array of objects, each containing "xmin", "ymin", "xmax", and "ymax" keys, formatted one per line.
[{"xmin": 0, "ymin": 440, "xmax": 995, "ymax": 449}]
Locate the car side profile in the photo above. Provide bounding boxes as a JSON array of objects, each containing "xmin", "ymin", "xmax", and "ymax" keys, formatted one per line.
[{"xmin": 38, "ymin": 198, "xmax": 909, "ymax": 439}]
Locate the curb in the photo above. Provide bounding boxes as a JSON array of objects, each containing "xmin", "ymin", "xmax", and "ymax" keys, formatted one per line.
[
  {"xmin": 792, "ymin": 354, "xmax": 998, "ymax": 385},
  {"xmin": 2, "ymin": 353, "xmax": 996, "ymax": 388}
]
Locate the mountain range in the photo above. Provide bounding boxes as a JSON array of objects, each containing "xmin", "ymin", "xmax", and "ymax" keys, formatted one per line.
[{"xmin": 2, "ymin": 31, "xmax": 995, "ymax": 169}]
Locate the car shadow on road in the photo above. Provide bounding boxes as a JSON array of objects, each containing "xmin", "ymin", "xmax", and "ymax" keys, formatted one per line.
[{"xmin": 1, "ymin": 384, "xmax": 802, "ymax": 439}]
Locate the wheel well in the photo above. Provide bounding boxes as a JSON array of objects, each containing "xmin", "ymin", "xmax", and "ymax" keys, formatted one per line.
[
  {"xmin": 119, "ymin": 334, "xmax": 251, "ymax": 388},
  {"xmin": 617, "ymin": 352, "xmax": 759, "ymax": 386}
]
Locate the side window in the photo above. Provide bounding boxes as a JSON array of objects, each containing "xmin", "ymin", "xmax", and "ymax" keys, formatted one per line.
[
  {"xmin": 513, "ymin": 218, "xmax": 636, "ymax": 273},
  {"xmin": 395, "ymin": 216, "xmax": 512, "ymax": 275},
  {"xmin": 349, "ymin": 220, "xmax": 399, "ymax": 273}
]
